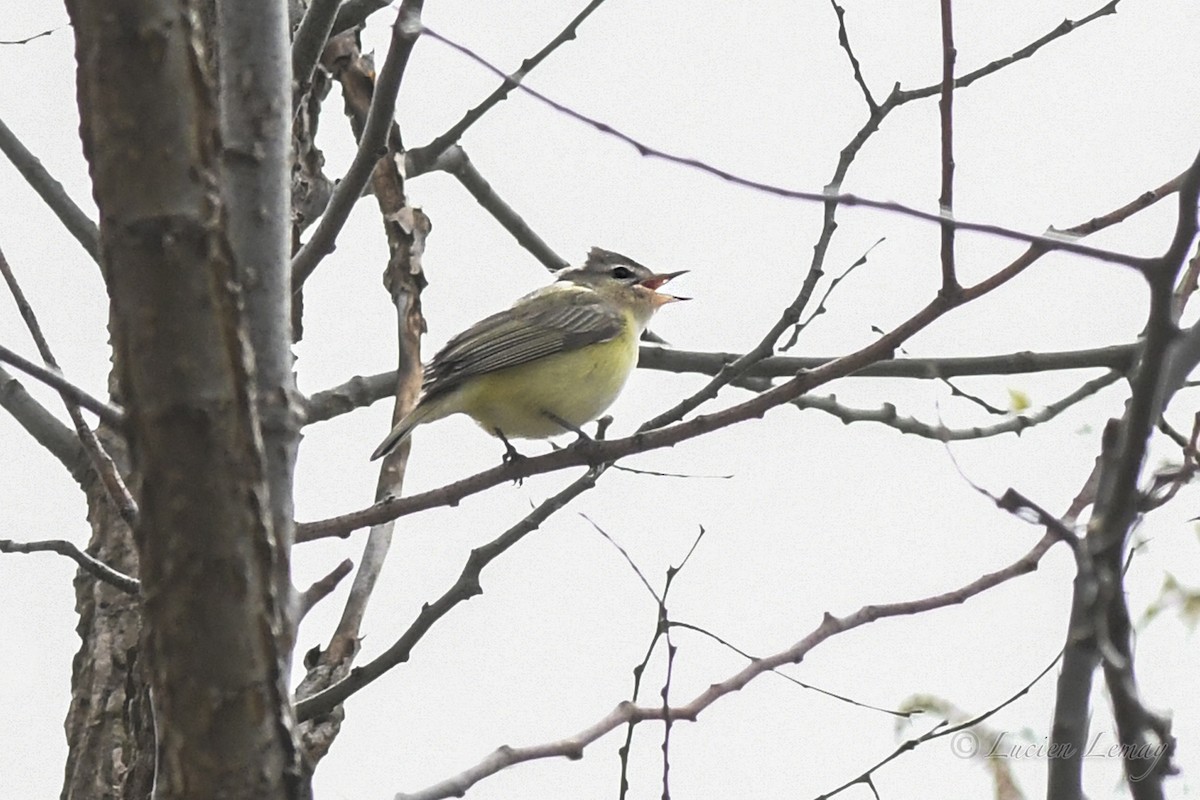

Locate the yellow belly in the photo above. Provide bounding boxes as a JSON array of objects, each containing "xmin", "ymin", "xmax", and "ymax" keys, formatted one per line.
[{"xmin": 453, "ymin": 333, "xmax": 638, "ymax": 439}]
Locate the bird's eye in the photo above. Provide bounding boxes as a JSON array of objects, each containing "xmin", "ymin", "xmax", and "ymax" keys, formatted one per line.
[{"xmin": 611, "ymin": 266, "xmax": 634, "ymax": 280}]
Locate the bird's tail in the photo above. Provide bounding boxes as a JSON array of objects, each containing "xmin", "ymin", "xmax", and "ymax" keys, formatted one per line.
[{"xmin": 369, "ymin": 401, "xmax": 440, "ymax": 461}]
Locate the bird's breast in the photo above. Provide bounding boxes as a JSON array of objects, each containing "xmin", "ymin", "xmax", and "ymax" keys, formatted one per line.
[{"xmin": 456, "ymin": 324, "xmax": 640, "ymax": 439}]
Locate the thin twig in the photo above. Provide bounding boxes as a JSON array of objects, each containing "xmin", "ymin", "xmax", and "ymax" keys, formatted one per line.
[
  {"xmin": 298, "ymin": 559, "xmax": 354, "ymax": 620},
  {"xmin": 660, "ymin": 634, "xmax": 676, "ymax": 800},
  {"xmin": 937, "ymin": 0, "xmax": 959, "ymax": 296},
  {"xmin": 583, "ymin": 514, "xmax": 661, "ymax": 605},
  {"xmin": 816, "ymin": 652, "xmax": 1062, "ymax": 800},
  {"xmin": 670, "ymin": 620, "xmax": 915, "ymax": 718},
  {"xmin": 795, "ymin": 370, "xmax": 1121, "ymax": 441},
  {"xmin": 780, "ymin": 237, "xmax": 883, "ymax": 352},
  {"xmin": 596, "ymin": 523, "xmax": 704, "ymax": 800},
  {"xmin": 829, "ymin": 1, "xmax": 877, "ymax": 112},
  {"xmin": 939, "ymin": 376, "xmax": 1006, "ymax": 416},
  {"xmin": 0, "ymin": 246, "xmax": 138, "ymax": 525},
  {"xmin": 904, "ymin": 2, "xmax": 1120, "ymax": 103},
  {"xmin": 405, "ymin": 0, "xmax": 612, "ymax": 176},
  {"xmin": 0, "ymin": 25, "xmax": 65, "ymax": 45},
  {"xmin": 0, "ymin": 342, "xmax": 125, "ymax": 426},
  {"xmin": 0, "ymin": 538, "xmax": 139, "ymax": 594}
]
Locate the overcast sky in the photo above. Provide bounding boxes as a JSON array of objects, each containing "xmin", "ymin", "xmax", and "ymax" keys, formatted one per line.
[{"xmin": 2, "ymin": 1, "xmax": 1199, "ymax": 798}]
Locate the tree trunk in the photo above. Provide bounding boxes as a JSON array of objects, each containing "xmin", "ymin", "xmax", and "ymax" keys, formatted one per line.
[
  {"xmin": 62, "ymin": 432, "xmax": 153, "ymax": 800},
  {"xmin": 64, "ymin": 1, "xmax": 301, "ymax": 798}
]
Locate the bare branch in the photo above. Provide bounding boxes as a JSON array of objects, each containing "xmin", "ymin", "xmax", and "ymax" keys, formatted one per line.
[
  {"xmin": 296, "ymin": 189, "xmax": 1183, "ymax": 541},
  {"xmin": 828, "ymin": 1, "xmax": 877, "ymax": 112},
  {"xmin": 1047, "ymin": 440, "xmax": 1109, "ymax": 798},
  {"xmin": 0, "ymin": 115, "xmax": 99, "ymax": 261},
  {"xmin": 607, "ymin": 523, "xmax": 704, "ymax": 800},
  {"xmin": 298, "ymin": 559, "xmax": 354, "ymax": 621},
  {"xmin": 301, "ymin": 343, "xmax": 1137, "ymax": 426},
  {"xmin": 294, "ymin": 27, "xmax": 431, "ymax": 769},
  {"xmin": 393, "ymin": 530, "xmax": 1063, "ymax": 800},
  {"xmin": 0, "ymin": 342, "xmax": 125, "ymax": 426},
  {"xmin": 0, "ymin": 245, "xmax": 138, "ymax": 526},
  {"xmin": 1154, "ymin": 237, "xmax": 1200, "ymax": 411},
  {"xmin": 1088, "ymin": 148, "xmax": 1200, "ymax": 798},
  {"xmin": 1097, "ymin": 146, "xmax": 1200, "ymax": 546},
  {"xmin": 817, "ymin": 652, "xmax": 1061, "ymax": 800},
  {"xmin": 296, "ymin": 465, "xmax": 606, "ymax": 722},
  {"xmin": 0, "ymin": 538, "xmax": 139, "ymax": 594},
  {"xmin": 0, "ymin": 24, "xmax": 65, "ymax": 45},
  {"xmin": 780, "ymin": 238, "xmax": 884, "ymax": 352},
  {"xmin": 419, "ymin": 20, "xmax": 1145, "ymax": 271},
  {"xmin": 584, "ymin": 515, "xmax": 661, "ymax": 605},
  {"xmin": 331, "ymin": 0, "xmax": 392, "ymax": 37},
  {"xmin": 643, "ymin": 159, "xmax": 1176, "ymax": 434},
  {"xmin": 1170, "ymin": 239, "xmax": 1200, "ymax": 320},
  {"xmin": 291, "ymin": 0, "xmax": 341, "ymax": 92},
  {"xmin": 290, "ymin": 276, "xmax": 1095, "ymax": 540},
  {"xmin": 670, "ymin": 620, "xmax": 915, "ymax": 718},
  {"xmin": 659, "ymin": 634, "xmax": 677, "ymax": 800},
  {"xmin": 218, "ymin": 0, "xmax": 304, "ymax": 603},
  {"xmin": 0, "ymin": 364, "xmax": 85, "ymax": 476},
  {"xmin": 937, "ymin": 0, "xmax": 959, "ymax": 296},
  {"xmin": 900, "ymin": 1, "xmax": 1120, "ymax": 102},
  {"xmin": 1046, "ymin": 147, "xmax": 1200, "ymax": 799},
  {"xmin": 794, "ymin": 370, "xmax": 1121, "ymax": 441},
  {"xmin": 631, "ymin": 2, "xmax": 1149, "ymax": 432},
  {"xmin": 302, "ymin": 370, "xmax": 396, "ymax": 424},
  {"xmin": 426, "ymin": 145, "xmax": 568, "ymax": 272},
  {"xmin": 967, "ymin": 169, "xmax": 1187, "ymax": 301},
  {"xmin": 291, "ymin": 1, "xmax": 425, "ymax": 290},
  {"xmin": 405, "ymin": 0, "xmax": 612, "ymax": 176}
]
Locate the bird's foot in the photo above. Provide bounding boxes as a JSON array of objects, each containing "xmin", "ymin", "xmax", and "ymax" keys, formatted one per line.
[
  {"xmin": 495, "ymin": 430, "xmax": 527, "ymax": 484},
  {"xmin": 542, "ymin": 411, "xmax": 594, "ymax": 447},
  {"xmin": 542, "ymin": 411, "xmax": 609, "ymax": 459},
  {"xmin": 496, "ymin": 429, "xmax": 525, "ymax": 462}
]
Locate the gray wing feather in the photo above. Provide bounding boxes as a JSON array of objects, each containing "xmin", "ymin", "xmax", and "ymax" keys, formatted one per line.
[{"xmin": 422, "ymin": 290, "xmax": 623, "ymax": 396}]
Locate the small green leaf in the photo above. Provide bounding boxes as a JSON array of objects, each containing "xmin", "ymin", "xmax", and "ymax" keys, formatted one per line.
[{"xmin": 1007, "ymin": 388, "xmax": 1031, "ymax": 413}]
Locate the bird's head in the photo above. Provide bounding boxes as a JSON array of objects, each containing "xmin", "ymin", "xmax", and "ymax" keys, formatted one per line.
[{"xmin": 556, "ymin": 247, "xmax": 688, "ymax": 312}]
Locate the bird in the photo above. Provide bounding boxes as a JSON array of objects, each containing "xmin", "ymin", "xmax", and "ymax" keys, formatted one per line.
[{"xmin": 370, "ymin": 247, "xmax": 687, "ymax": 461}]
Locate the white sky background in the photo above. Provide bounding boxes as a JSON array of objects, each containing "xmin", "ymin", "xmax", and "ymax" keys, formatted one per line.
[{"xmin": 2, "ymin": 1, "xmax": 1199, "ymax": 798}]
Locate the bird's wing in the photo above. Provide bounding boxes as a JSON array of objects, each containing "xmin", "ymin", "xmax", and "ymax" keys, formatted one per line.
[{"xmin": 421, "ymin": 288, "xmax": 625, "ymax": 396}]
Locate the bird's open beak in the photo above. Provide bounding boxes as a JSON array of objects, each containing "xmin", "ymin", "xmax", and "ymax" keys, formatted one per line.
[{"xmin": 640, "ymin": 270, "xmax": 690, "ymax": 304}]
